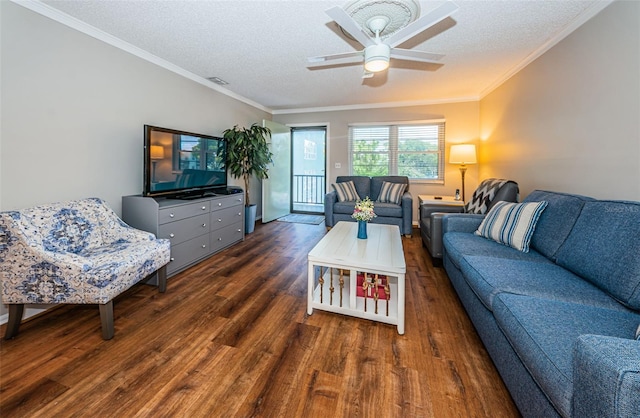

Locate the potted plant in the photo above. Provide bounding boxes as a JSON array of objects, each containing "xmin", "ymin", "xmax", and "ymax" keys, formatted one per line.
[{"xmin": 223, "ymin": 123, "xmax": 273, "ymax": 233}]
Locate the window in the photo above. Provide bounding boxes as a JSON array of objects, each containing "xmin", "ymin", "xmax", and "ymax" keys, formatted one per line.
[{"xmin": 349, "ymin": 121, "xmax": 445, "ymax": 182}]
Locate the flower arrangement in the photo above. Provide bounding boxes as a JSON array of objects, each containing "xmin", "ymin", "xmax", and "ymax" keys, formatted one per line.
[{"xmin": 352, "ymin": 197, "xmax": 377, "ymax": 222}]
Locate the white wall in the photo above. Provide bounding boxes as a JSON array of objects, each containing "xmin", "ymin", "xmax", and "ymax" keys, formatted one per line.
[
  {"xmin": 479, "ymin": 0, "xmax": 640, "ymax": 200},
  {"xmin": 274, "ymin": 101, "xmax": 481, "ymax": 223},
  {"xmin": 0, "ymin": 2, "xmax": 269, "ymax": 319}
]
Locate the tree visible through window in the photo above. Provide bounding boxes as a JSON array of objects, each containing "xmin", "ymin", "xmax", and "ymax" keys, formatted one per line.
[{"xmin": 349, "ymin": 121, "xmax": 445, "ymax": 182}]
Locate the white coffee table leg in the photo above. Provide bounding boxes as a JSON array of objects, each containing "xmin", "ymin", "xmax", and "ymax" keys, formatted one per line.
[
  {"xmin": 307, "ymin": 261, "xmax": 315, "ymax": 315},
  {"xmin": 397, "ymin": 273, "xmax": 405, "ymax": 334}
]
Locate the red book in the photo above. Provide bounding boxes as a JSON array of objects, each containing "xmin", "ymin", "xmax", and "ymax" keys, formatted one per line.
[{"xmin": 356, "ymin": 272, "xmax": 388, "ymax": 299}]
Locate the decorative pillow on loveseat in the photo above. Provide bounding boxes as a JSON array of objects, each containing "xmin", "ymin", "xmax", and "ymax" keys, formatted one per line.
[
  {"xmin": 636, "ymin": 324, "xmax": 640, "ymax": 340},
  {"xmin": 376, "ymin": 181, "xmax": 406, "ymax": 205},
  {"xmin": 332, "ymin": 181, "xmax": 360, "ymax": 202},
  {"xmin": 475, "ymin": 201, "xmax": 548, "ymax": 252}
]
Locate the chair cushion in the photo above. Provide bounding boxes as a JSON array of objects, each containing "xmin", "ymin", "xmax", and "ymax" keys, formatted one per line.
[
  {"xmin": 475, "ymin": 201, "xmax": 548, "ymax": 252},
  {"xmin": 464, "ymin": 178, "xmax": 508, "ymax": 214},
  {"xmin": 376, "ymin": 181, "xmax": 406, "ymax": 204},
  {"xmin": 332, "ymin": 181, "xmax": 360, "ymax": 202}
]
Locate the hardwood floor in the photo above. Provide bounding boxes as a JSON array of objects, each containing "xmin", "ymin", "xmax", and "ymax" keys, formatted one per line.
[{"xmin": 0, "ymin": 221, "xmax": 520, "ymax": 417}]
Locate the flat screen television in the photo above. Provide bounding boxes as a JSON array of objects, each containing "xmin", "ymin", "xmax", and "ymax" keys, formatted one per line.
[{"xmin": 143, "ymin": 125, "xmax": 228, "ymax": 198}]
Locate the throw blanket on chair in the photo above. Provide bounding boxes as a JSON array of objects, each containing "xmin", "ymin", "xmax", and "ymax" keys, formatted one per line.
[{"xmin": 464, "ymin": 178, "xmax": 508, "ymax": 214}]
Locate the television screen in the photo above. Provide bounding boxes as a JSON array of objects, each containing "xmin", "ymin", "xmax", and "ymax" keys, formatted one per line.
[{"xmin": 144, "ymin": 125, "xmax": 227, "ymax": 198}]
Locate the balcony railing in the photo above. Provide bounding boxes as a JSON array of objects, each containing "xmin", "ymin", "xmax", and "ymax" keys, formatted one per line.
[{"xmin": 293, "ymin": 174, "xmax": 325, "ymax": 206}]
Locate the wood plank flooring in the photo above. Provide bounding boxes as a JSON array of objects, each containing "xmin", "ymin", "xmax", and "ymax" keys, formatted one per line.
[{"xmin": 0, "ymin": 220, "xmax": 520, "ymax": 417}]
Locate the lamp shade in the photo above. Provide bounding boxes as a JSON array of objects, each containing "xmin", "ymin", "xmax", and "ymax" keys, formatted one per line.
[
  {"xmin": 150, "ymin": 145, "xmax": 165, "ymax": 160},
  {"xmin": 364, "ymin": 44, "xmax": 390, "ymax": 73},
  {"xmin": 449, "ymin": 144, "xmax": 477, "ymax": 165}
]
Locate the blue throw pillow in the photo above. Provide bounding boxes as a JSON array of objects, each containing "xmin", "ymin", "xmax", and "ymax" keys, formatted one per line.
[{"xmin": 475, "ymin": 201, "xmax": 548, "ymax": 252}]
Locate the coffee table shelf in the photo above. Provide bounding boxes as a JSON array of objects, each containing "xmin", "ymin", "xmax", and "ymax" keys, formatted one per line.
[{"xmin": 307, "ymin": 222, "xmax": 406, "ymax": 334}]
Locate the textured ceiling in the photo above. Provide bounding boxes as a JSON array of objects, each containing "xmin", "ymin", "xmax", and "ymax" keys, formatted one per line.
[{"xmin": 40, "ymin": 0, "xmax": 607, "ymax": 112}]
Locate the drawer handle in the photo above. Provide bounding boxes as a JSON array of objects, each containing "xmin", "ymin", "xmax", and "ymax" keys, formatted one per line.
[
  {"xmin": 170, "ymin": 257, "xmax": 175, "ymax": 262},
  {"xmin": 169, "ymin": 233, "xmax": 175, "ymax": 238},
  {"xmin": 237, "ymin": 198, "xmax": 242, "ymax": 201},
  {"xmin": 201, "ymin": 206, "xmax": 206, "ymax": 210},
  {"xmin": 202, "ymin": 244, "xmax": 207, "ymax": 248},
  {"xmin": 237, "ymin": 212, "xmax": 241, "ymax": 216},
  {"xmin": 218, "ymin": 203, "xmax": 222, "ymax": 206},
  {"xmin": 218, "ymin": 237, "xmax": 223, "ymax": 241},
  {"xmin": 169, "ymin": 213, "xmax": 175, "ymax": 218},
  {"xmin": 237, "ymin": 229, "xmax": 242, "ymax": 232},
  {"xmin": 202, "ymin": 223, "xmax": 207, "ymax": 227},
  {"xmin": 218, "ymin": 218, "xmax": 222, "ymax": 222}
]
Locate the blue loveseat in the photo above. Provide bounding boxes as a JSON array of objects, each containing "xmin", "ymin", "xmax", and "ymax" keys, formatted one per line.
[
  {"xmin": 441, "ymin": 190, "xmax": 640, "ymax": 418},
  {"xmin": 324, "ymin": 176, "xmax": 413, "ymax": 236}
]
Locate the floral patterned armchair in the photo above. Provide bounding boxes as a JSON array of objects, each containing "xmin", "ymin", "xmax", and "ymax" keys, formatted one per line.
[{"xmin": 0, "ymin": 198, "xmax": 170, "ymax": 340}]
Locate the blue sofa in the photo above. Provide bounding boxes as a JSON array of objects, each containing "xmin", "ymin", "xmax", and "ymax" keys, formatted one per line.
[
  {"xmin": 441, "ymin": 190, "xmax": 640, "ymax": 418},
  {"xmin": 325, "ymin": 176, "xmax": 413, "ymax": 236}
]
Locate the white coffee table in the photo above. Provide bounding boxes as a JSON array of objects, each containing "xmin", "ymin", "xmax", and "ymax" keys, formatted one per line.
[{"xmin": 307, "ymin": 221, "xmax": 406, "ymax": 334}]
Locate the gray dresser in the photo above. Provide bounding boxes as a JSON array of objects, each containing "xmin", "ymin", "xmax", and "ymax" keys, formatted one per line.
[{"xmin": 122, "ymin": 194, "xmax": 244, "ymax": 277}]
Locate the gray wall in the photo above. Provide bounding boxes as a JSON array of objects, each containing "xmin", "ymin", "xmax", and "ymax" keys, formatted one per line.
[
  {"xmin": 479, "ymin": 0, "xmax": 640, "ymax": 200},
  {"xmin": 0, "ymin": 2, "xmax": 269, "ymax": 319}
]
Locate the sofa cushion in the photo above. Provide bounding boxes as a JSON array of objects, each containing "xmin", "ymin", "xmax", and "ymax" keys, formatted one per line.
[
  {"xmin": 443, "ymin": 232, "xmax": 550, "ymax": 272},
  {"xmin": 523, "ymin": 190, "xmax": 594, "ymax": 260},
  {"xmin": 371, "ymin": 202, "xmax": 402, "ymax": 218},
  {"xmin": 493, "ymin": 294, "xmax": 640, "ymax": 417},
  {"xmin": 377, "ymin": 181, "xmax": 406, "ymax": 204},
  {"xmin": 332, "ymin": 181, "xmax": 360, "ymax": 202},
  {"xmin": 370, "ymin": 176, "xmax": 409, "ymax": 201},
  {"xmin": 336, "ymin": 176, "xmax": 370, "ymax": 200},
  {"xmin": 555, "ymin": 200, "xmax": 640, "ymax": 311},
  {"xmin": 474, "ymin": 201, "xmax": 547, "ymax": 252},
  {"xmin": 460, "ymin": 256, "xmax": 630, "ymax": 312},
  {"xmin": 333, "ymin": 201, "xmax": 357, "ymax": 215}
]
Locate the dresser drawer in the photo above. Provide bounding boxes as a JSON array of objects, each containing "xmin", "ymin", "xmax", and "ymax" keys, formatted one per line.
[
  {"xmin": 159, "ymin": 201, "xmax": 210, "ymax": 224},
  {"xmin": 158, "ymin": 213, "xmax": 209, "ymax": 245},
  {"xmin": 210, "ymin": 206, "xmax": 243, "ymax": 232},
  {"xmin": 210, "ymin": 195, "xmax": 243, "ymax": 212},
  {"xmin": 210, "ymin": 222, "xmax": 244, "ymax": 252},
  {"xmin": 167, "ymin": 234, "xmax": 211, "ymax": 275}
]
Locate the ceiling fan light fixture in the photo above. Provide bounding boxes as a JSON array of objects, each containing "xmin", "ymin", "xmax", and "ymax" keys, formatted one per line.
[{"xmin": 364, "ymin": 43, "xmax": 390, "ymax": 72}]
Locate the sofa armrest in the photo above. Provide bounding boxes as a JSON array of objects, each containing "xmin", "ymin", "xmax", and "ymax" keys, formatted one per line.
[
  {"xmin": 442, "ymin": 213, "xmax": 485, "ymax": 234},
  {"xmin": 324, "ymin": 191, "xmax": 337, "ymax": 227},
  {"xmin": 573, "ymin": 334, "xmax": 640, "ymax": 418},
  {"xmin": 400, "ymin": 191, "xmax": 413, "ymax": 236}
]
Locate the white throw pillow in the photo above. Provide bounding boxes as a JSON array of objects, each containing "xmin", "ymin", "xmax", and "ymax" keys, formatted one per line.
[{"xmin": 475, "ymin": 201, "xmax": 548, "ymax": 252}]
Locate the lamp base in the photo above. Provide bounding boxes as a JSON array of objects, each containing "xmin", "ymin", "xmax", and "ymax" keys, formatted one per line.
[{"xmin": 459, "ymin": 165, "xmax": 467, "ymax": 203}]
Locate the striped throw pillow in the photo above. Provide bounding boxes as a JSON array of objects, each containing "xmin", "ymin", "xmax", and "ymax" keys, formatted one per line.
[
  {"xmin": 332, "ymin": 181, "xmax": 360, "ymax": 202},
  {"xmin": 377, "ymin": 181, "xmax": 406, "ymax": 205},
  {"xmin": 636, "ymin": 324, "xmax": 640, "ymax": 340},
  {"xmin": 475, "ymin": 201, "xmax": 548, "ymax": 252}
]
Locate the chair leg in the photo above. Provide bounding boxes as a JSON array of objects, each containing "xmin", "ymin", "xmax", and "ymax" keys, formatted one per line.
[
  {"xmin": 99, "ymin": 301, "xmax": 114, "ymax": 340},
  {"xmin": 4, "ymin": 304, "xmax": 24, "ymax": 340},
  {"xmin": 157, "ymin": 265, "xmax": 167, "ymax": 293}
]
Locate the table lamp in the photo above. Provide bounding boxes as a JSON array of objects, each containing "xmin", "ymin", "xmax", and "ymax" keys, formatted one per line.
[{"xmin": 449, "ymin": 144, "xmax": 477, "ymax": 202}]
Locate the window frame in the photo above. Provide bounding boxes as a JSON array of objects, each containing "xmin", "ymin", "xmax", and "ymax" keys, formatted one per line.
[{"xmin": 348, "ymin": 119, "xmax": 445, "ymax": 184}]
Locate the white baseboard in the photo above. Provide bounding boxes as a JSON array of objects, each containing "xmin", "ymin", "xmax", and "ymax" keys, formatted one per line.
[{"xmin": 0, "ymin": 307, "xmax": 51, "ymax": 325}]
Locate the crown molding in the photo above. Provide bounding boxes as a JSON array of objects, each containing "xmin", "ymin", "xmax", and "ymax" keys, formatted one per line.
[
  {"xmin": 479, "ymin": 0, "xmax": 614, "ymax": 99},
  {"xmin": 11, "ymin": 0, "xmax": 272, "ymax": 114},
  {"xmin": 271, "ymin": 95, "xmax": 480, "ymax": 115}
]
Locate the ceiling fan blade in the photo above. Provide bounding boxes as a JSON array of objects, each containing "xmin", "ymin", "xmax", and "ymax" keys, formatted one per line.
[
  {"xmin": 325, "ymin": 6, "xmax": 375, "ymax": 47},
  {"xmin": 385, "ymin": 1, "xmax": 459, "ymax": 48},
  {"xmin": 307, "ymin": 51, "xmax": 364, "ymax": 66},
  {"xmin": 390, "ymin": 48, "xmax": 445, "ymax": 64}
]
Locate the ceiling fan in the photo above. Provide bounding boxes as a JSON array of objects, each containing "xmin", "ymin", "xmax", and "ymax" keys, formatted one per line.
[{"xmin": 308, "ymin": 0, "xmax": 459, "ymax": 78}]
